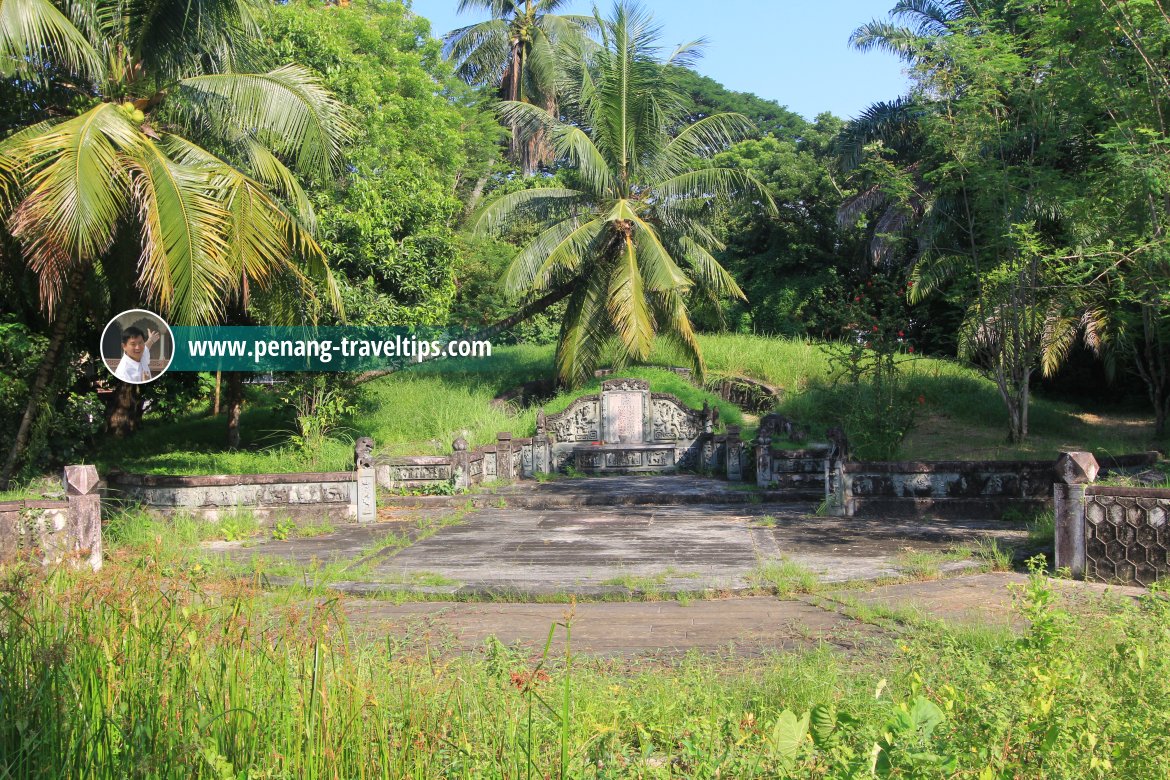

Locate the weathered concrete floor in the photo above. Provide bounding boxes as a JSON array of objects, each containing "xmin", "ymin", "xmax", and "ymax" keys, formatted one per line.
[
  {"xmin": 341, "ymin": 573, "xmax": 1144, "ymax": 657},
  {"xmin": 208, "ymin": 477, "xmax": 1025, "ymax": 595},
  {"xmin": 349, "ymin": 504, "xmax": 1026, "ymax": 595}
]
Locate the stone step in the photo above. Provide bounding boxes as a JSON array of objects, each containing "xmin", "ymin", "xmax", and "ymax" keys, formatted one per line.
[
  {"xmin": 380, "ymin": 490, "xmax": 824, "ymax": 511},
  {"xmin": 848, "ymin": 496, "xmax": 1049, "ymax": 520}
]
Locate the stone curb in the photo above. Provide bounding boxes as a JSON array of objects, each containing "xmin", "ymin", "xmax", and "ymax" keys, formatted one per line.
[{"xmin": 380, "ymin": 491, "xmax": 821, "ymax": 510}]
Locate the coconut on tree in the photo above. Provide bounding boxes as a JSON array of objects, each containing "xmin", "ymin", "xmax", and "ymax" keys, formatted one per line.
[
  {"xmin": 0, "ymin": 0, "xmax": 351, "ymax": 483},
  {"xmin": 474, "ymin": 1, "xmax": 774, "ymax": 385}
]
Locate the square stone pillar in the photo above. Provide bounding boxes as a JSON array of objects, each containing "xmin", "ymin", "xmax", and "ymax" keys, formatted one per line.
[
  {"xmin": 354, "ymin": 437, "xmax": 377, "ymax": 523},
  {"xmin": 532, "ymin": 434, "xmax": 550, "ymax": 476},
  {"xmin": 725, "ymin": 426, "xmax": 743, "ymax": 481},
  {"xmin": 496, "ymin": 432, "xmax": 514, "ymax": 481},
  {"xmin": 755, "ymin": 439, "xmax": 770, "ymax": 487},
  {"xmin": 451, "ymin": 437, "xmax": 471, "ymax": 491},
  {"xmin": 1054, "ymin": 451, "xmax": 1098, "ymax": 577},
  {"xmin": 64, "ymin": 465, "xmax": 102, "ymax": 571}
]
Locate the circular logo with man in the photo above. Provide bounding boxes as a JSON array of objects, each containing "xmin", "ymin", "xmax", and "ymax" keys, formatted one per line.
[{"xmin": 101, "ymin": 310, "xmax": 174, "ymax": 384}]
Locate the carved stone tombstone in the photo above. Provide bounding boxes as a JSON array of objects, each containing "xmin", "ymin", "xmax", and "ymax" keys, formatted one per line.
[{"xmin": 601, "ymin": 379, "xmax": 649, "ymax": 444}]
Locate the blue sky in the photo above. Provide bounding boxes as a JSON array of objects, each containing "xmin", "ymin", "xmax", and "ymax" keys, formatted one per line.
[{"xmin": 407, "ymin": 0, "xmax": 910, "ymax": 121}]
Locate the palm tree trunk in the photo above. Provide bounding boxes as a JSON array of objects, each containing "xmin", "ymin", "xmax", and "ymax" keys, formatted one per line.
[
  {"xmin": 1, "ymin": 276, "xmax": 81, "ymax": 487},
  {"xmin": 225, "ymin": 372, "xmax": 244, "ymax": 449},
  {"xmin": 461, "ymin": 173, "xmax": 491, "ymax": 224},
  {"xmin": 105, "ymin": 381, "xmax": 142, "ymax": 437}
]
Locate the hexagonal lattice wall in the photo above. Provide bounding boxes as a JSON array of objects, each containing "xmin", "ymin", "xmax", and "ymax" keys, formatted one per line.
[{"xmin": 1084, "ymin": 494, "xmax": 1170, "ymax": 586}]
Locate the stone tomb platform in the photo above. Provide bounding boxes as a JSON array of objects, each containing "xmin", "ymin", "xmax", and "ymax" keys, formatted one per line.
[
  {"xmin": 335, "ymin": 502, "xmax": 1027, "ymax": 597},
  {"xmin": 216, "ymin": 476, "xmax": 1028, "ymax": 597}
]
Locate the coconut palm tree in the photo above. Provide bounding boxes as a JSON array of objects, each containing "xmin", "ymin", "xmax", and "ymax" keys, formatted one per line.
[
  {"xmin": 0, "ymin": 0, "xmax": 351, "ymax": 482},
  {"xmin": 474, "ymin": 2, "xmax": 772, "ymax": 385},
  {"xmin": 443, "ymin": 0, "xmax": 596, "ymax": 174}
]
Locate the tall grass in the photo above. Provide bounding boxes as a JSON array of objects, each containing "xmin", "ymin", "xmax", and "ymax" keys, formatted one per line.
[{"xmin": 2, "ymin": 558, "xmax": 1170, "ymax": 777}]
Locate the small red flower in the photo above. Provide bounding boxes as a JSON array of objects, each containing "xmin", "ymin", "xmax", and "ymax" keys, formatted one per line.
[
  {"xmin": 872, "ymin": 325, "xmax": 879, "ymax": 332},
  {"xmin": 908, "ymin": 346, "xmax": 915, "ymax": 353},
  {"xmin": 907, "ymin": 281, "xmax": 914, "ymax": 289},
  {"xmin": 854, "ymin": 296, "xmax": 861, "ymax": 302},
  {"xmin": 898, "ymin": 330, "xmax": 905, "ymax": 337},
  {"xmin": 917, "ymin": 395, "xmax": 926, "ymax": 405},
  {"xmin": 866, "ymin": 281, "xmax": 873, "ymax": 287}
]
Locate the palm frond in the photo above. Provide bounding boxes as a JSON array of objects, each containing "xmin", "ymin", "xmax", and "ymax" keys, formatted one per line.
[
  {"xmin": 556, "ymin": 269, "xmax": 609, "ymax": 385},
  {"xmin": 849, "ymin": 20, "xmax": 922, "ymax": 61},
  {"xmin": 652, "ymin": 167, "xmax": 776, "ymax": 215},
  {"xmin": 9, "ymin": 104, "xmax": 138, "ymax": 270},
  {"xmin": 837, "ymin": 97, "xmax": 921, "ymax": 171},
  {"xmin": 443, "ymin": 19, "xmax": 510, "ymax": 86},
  {"xmin": 652, "ymin": 286, "xmax": 703, "ymax": 377},
  {"xmin": 126, "ymin": 136, "xmax": 231, "ymax": 325},
  {"xmin": 163, "ymin": 134, "xmax": 342, "ymax": 318},
  {"xmin": 177, "ymin": 65, "xmax": 353, "ymax": 181},
  {"xmin": 660, "ymin": 111, "xmax": 756, "ymax": 174},
  {"xmin": 628, "ymin": 211, "xmax": 689, "ymax": 293},
  {"xmin": 607, "ymin": 234, "xmax": 654, "ymax": 359},
  {"xmin": 473, "ymin": 186, "xmax": 583, "ymax": 234},
  {"xmin": 504, "ymin": 216, "xmax": 604, "ymax": 293},
  {"xmin": 0, "ymin": 0, "xmax": 103, "ymax": 81},
  {"xmin": 676, "ymin": 235, "xmax": 744, "ymax": 300},
  {"xmin": 242, "ymin": 139, "xmax": 316, "ymax": 233},
  {"xmin": 908, "ymin": 252, "xmax": 964, "ymax": 303}
]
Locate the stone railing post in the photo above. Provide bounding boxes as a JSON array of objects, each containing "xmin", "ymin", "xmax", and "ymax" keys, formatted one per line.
[
  {"xmin": 836, "ymin": 460, "xmax": 853, "ymax": 517},
  {"xmin": 755, "ymin": 437, "xmax": 770, "ymax": 487},
  {"xmin": 532, "ymin": 433, "xmax": 550, "ymax": 476},
  {"xmin": 64, "ymin": 465, "xmax": 102, "ymax": 571},
  {"xmin": 496, "ymin": 432, "xmax": 514, "ymax": 481},
  {"xmin": 1054, "ymin": 451, "xmax": 1099, "ymax": 577},
  {"xmin": 451, "ymin": 437, "xmax": 471, "ymax": 491},
  {"xmin": 725, "ymin": 426, "xmax": 743, "ymax": 481},
  {"xmin": 354, "ymin": 437, "xmax": 377, "ymax": 523}
]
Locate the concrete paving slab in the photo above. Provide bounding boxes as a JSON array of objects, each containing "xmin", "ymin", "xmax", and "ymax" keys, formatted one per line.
[
  {"xmin": 339, "ymin": 572, "xmax": 1145, "ymax": 657},
  {"xmin": 344, "ymin": 596, "xmax": 873, "ymax": 657},
  {"xmin": 354, "ymin": 504, "xmax": 1026, "ymax": 594}
]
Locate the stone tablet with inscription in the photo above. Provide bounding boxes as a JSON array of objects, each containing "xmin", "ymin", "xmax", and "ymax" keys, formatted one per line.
[{"xmin": 604, "ymin": 391, "xmax": 644, "ymax": 443}]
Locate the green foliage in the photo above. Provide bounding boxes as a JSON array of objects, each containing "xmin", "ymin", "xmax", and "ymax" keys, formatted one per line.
[
  {"xmin": 270, "ymin": 518, "xmax": 297, "ymax": 541},
  {"xmin": 707, "ymin": 118, "xmax": 859, "ymax": 338},
  {"xmin": 0, "ymin": 318, "xmax": 102, "ymax": 481},
  {"xmin": 825, "ymin": 277, "xmax": 917, "ymax": 459},
  {"xmin": 264, "ymin": 0, "xmax": 503, "ymax": 326},
  {"xmin": 276, "ymin": 375, "xmax": 356, "ymax": 456},
  {"xmin": 6, "ymin": 546, "xmax": 1170, "ymax": 776},
  {"xmin": 476, "ymin": 3, "xmax": 773, "ymax": 384}
]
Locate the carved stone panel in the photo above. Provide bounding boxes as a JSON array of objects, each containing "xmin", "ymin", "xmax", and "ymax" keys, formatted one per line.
[
  {"xmin": 549, "ymin": 398, "xmax": 600, "ymax": 442},
  {"xmin": 650, "ymin": 397, "xmax": 702, "ymax": 441},
  {"xmin": 606, "ymin": 450, "xmax": 643, "ymax": 467}
]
